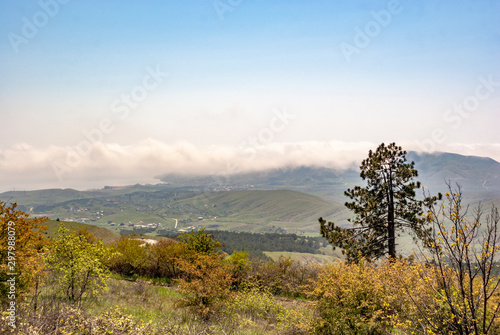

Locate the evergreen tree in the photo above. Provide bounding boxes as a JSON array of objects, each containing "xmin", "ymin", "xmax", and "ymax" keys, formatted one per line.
[{"xmin": 319, "ymin": 142, "xmax": 439, "ymax": 261}]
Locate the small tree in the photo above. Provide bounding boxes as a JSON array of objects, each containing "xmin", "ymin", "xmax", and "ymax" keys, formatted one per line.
[
  {"xmin": 320, "ymin": 142, "xmax": 438, "ymax": 261},
  {"xmin": 176, "ymin": 253, "xmax": 233, "ymax": 320},
  {"xmin": 108, "ymin": 234, "xmax": 150, "ymax": 277},
  {"xmin": 0, "ymin": 201, "xmax": 47, "ymax": 304},
  {"xmin": 44, "ymin": 224, "xmax": 113, "ymax": 305},
  {"xmin": 149, "ymin": 238, "xmax": 189, "ymax": 279},
  {"xmin": 180, "ymin": 229, "xmax": 221, "ymax": 255},
  {"xmin": 410, "ymin": 184, "xmax": 500, "ymax": 334}
]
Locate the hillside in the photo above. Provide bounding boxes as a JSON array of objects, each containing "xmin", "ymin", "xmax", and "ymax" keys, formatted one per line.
[
  {"xmin": 183, "ymin": 189, "xmax": 344, "ymax": 233},
  {"xmin": 43, "ymin": 220, "xmax": 119, "ymax": 243},
  {"xmin": 1, "ymin": 151, "xmax": 499, "ymax": 236},
  {"xmin": 0, "ymin": 188, "xmax": 344, "ymax": 235},
  {"xmin": 159, "ymin": 151, "xmax": 500, "ymax": 200},
  {"xmin": 407, "ymin": 152, "xmax": 500, "ymax": 197}
]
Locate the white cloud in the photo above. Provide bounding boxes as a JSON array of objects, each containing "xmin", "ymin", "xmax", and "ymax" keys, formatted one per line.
[{"xmin": 0, "ymin": 139, "xmax": 498, "ymax": 192}]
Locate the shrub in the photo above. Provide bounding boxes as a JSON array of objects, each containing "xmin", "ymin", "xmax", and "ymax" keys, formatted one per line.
[
  {"xmin": 149, "ymin": 239, "xmax": 189, "ymax": 280},
  {"xmin": 108, "ymin": 234, "xmax": 150, "ymax": 277},
  {"xmin": 175, "ymin": 253, "xmax": 233, "ymax": 320},
  {"xmin": 308, "ymin": 259, "xmax": 392, "ymax": 335},
  {"xmin": 224, "ymin": 286, "xmax": 283, "ymax": 322},
  {"xmin": 247, "ymin": 256, "xmax": 318, "ymax": 297},
  {"xmin": 43, "ymin": 224, "xmax": 114, "ymax": 305},
  {"xmin": 223, "ymin": 251, "xmax": 252, "ymax": 289},
  {"xmin": 0, "ymin": 201, "xmax": 47, "ymax": 304},
  {"xmin": 179, "ymin": 229, "xmax": 221, "ymax": 255},
  {"xmin": 222, "ymin": 284, "xmax": 314, "ymax": 334}
]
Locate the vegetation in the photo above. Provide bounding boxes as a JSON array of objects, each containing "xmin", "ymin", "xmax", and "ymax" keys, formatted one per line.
[
  {"xmin": 209, "ymin": 230, "xmax": 330, "ymax": 259},
  {"xmin": 3, "ymin": 174, "xmax": 500, "ymax": 334},
  {"xmin": 309, "ymin": 259, "xmax": 392, "ymax": 334},
  {"xmin": 43, "ymin": 224, "xmax": 114, "ymax": 305},
  {"xmin": 0, "ymin": 201, "xmax": 47, "ymax": 304},
  {"xmin": 176, "ymin": 252, "xmax": 234, "ymax": 319},
  {"xmin": 320, "ymin": 142, "xmax": 440, "ymax": 261},
  {"xmin": 413, "ymin": 183, "xmax": 500, "ymax": 334}
]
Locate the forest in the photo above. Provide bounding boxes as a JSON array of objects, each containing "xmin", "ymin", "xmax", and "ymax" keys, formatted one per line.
[{"xmin": 159, "ymin": 230, "xmax": 330, "ymax": 260}]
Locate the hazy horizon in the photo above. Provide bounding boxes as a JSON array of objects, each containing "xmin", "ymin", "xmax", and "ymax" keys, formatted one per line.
[{"xmin": 1, "ymin": 0, "xmax": 499, "ymax": 192}]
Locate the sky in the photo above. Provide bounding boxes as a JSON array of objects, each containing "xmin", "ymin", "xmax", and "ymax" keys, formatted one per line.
[{"xmin": 0, "ymin": 0, "xmax": 499, "ymax": 192}]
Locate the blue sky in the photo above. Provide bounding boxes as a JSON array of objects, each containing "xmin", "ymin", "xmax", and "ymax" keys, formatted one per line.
[{"xmin": 0, "ymin": 0, "xmax": 499, "ymax": 191}]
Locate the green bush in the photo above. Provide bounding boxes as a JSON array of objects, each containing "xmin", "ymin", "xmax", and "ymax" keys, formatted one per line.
[
  {"xmin": 108, "ymin": 235, "xmax": 150, "ymax": 277},
  {"xmin": 43, "ymin": 224, "xmax": 114, "ymax": 305}
]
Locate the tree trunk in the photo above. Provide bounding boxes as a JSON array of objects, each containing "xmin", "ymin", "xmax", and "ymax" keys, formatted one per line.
[{"xmin": 388, "ymin": 172, "xmax": 396, "ymax": 259}]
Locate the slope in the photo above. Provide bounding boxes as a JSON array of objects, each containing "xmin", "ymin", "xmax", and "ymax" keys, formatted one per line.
[{"xmin": 179, "ymin": 189, "xmax": 344, "ymax": 234}]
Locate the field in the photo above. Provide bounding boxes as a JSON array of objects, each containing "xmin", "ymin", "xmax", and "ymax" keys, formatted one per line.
[
  {"xmin": 264, "ymin": 251, "xmax": 338, "ymax": 264},
  {"xmin": 3, "ymin": 188, "xmax": 346, "ymax": 235},
  {"xmin": 43, "ymin": 219, "xmax": 119, "ymax": 243},
  {"xmin": 17, "ymin": 275, "xmax": 315, "ymax": 335}
]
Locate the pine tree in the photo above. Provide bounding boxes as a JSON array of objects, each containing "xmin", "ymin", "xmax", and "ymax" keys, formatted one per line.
[{"xmin": 319, "ymin": 142, "xmax": 439, "ymax": 261}]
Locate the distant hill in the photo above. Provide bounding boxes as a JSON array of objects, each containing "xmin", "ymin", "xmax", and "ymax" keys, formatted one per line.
[
  {"xmin": 159, "ymin": 151, "xmax": 500, "ymax": 200},
  {"xmin": 43, "ymin": 220, "xmax": 119, "ymax": 243},
  {"xmin": 182, "ymin": 189, "xmax": 344, "ymax": 233},
  {"xmin": 1, "ymin": 151, "xmax": 499, "ymax": 236},
  {"xmin": 407, "ymin": 152, "xmax": 500, "ymax": 198},
  {"xmin": 0, "ymin": 187, "xmax": 344, "ymax": 235}
]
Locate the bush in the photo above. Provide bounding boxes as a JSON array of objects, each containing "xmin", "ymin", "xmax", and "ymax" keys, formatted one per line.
[
  {"xmin": 247, "ymin": 256, "xmax": 318, "ymax": 297},
  {"xmin": 0, "ymin": 201, "xmax": 47, "ymax": 304},
  {"xmin": 223, "ymin": 251, "xmax": 252, "ymax": 289},
  {"xmin": 222, "ymin": 285, "xmax": 313, "ymax": 334},
  {"xmin": 149, "ymin": 239, "xmax": 189, "ymax": 280},
  {"xmin": 308, "ymin": 259, "xmax": 392, "ymax": 335},
  {"xmin": 224, "ymin": 286, "xmax": 283, "ymax": 323},
  {"xmin": 180, "ymin": 229, "xmax": 221, "ymax": 255},
  {"xmin": 108, "ymin": 234, "xmax": 150, "ymax": 277},
  {"xmin": 175, "ymin": 253, "xmax": 233, "ymax": 320},
  {"xmin": 1, "ymin": 304, "xmax": 156, "ymax": 334},
  {"xmin": 388, "ymin": 184, "xmax": 500, "ymax": 334},
  {"xmin": 43, "ymin": 224, "xmax": 114, "ymax": 305}
]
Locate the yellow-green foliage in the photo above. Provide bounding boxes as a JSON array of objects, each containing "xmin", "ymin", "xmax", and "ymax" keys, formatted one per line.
[
  {"xmin": 1, "ymin": 306, "xmax": 155, "ymax": 334},
  {"xmin": 308, "ymin": 259, "xmax": 392, "ymax": 335},
  {"xmin": 223, "ymin": 251, "xmax": 252, "ymax": 288},
  {"xmin": 180, "ymin": 228, "xmax": 221, "ymax": 255},
  {"xmin": 224, "ymin": 286, "xmax": 282, "ymax": 322},
  {"xmin": 108, "ymin": 234, "xmax": 150, "ymax": 277},
  {"xmin": 248, "ymin": 255, "xmax": 318, "ymax": 297},
  {"xmin": 223, "ymin": 285, "xmax": 313, "ymax": 334},
  {"xmin": 404, "ymin": 186, "xmax": 500, "ymax": 334},
  {"xmin": 308, "ymin": 256, "xmax": 500, "ymax": 335},
  {"xmin": 43, "ymin": 223, "xmax": 114, "ymax": 304}
]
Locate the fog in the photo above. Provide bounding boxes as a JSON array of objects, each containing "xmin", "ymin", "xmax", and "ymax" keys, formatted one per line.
[{"xmin": 1, "ymin": 139, "xmax": 498, "ymax": 192}]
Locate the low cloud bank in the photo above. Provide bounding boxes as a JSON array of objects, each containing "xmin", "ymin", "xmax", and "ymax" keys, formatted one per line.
[{"xmin": 0, "ymin": 139, "xmax": 498, "ymax": 192}]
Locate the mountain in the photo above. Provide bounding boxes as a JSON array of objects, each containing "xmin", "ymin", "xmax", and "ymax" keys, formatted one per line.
[
  {"xmin": 1, "ymin": 151, "xmax": 499, "ymax": 236},
  {"xmin": 407, "ymin": 152, "xmax": 500, "ymax": 198},
  {"xmin": 159, "ymin": 151, "xmax": 500, "ymax": 200},
  {"xmin": 0, "ymin": 186, "xmax": 344, "ymax": 234}
]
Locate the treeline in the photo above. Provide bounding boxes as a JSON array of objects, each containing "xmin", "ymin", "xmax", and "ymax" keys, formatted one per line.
[
  {"xmin": 210, "ymin": 231, "xmax": 328, "ymax": 257},
  {"xmin": 159, "ymin": 230, "xmax": 329, "ymax": 259}
]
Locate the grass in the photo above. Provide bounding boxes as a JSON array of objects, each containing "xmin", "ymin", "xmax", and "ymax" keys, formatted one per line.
[
  {"xmin": 93, "ymin": 278, "xmax": 181, "ymax": 322},
  {"xmin": 21, "ymin": 276, "xmax": 314, "ymax": 334},
  {"xmin": 42, "ymin": 219, "xmax": 119, "ymax": 243}
]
